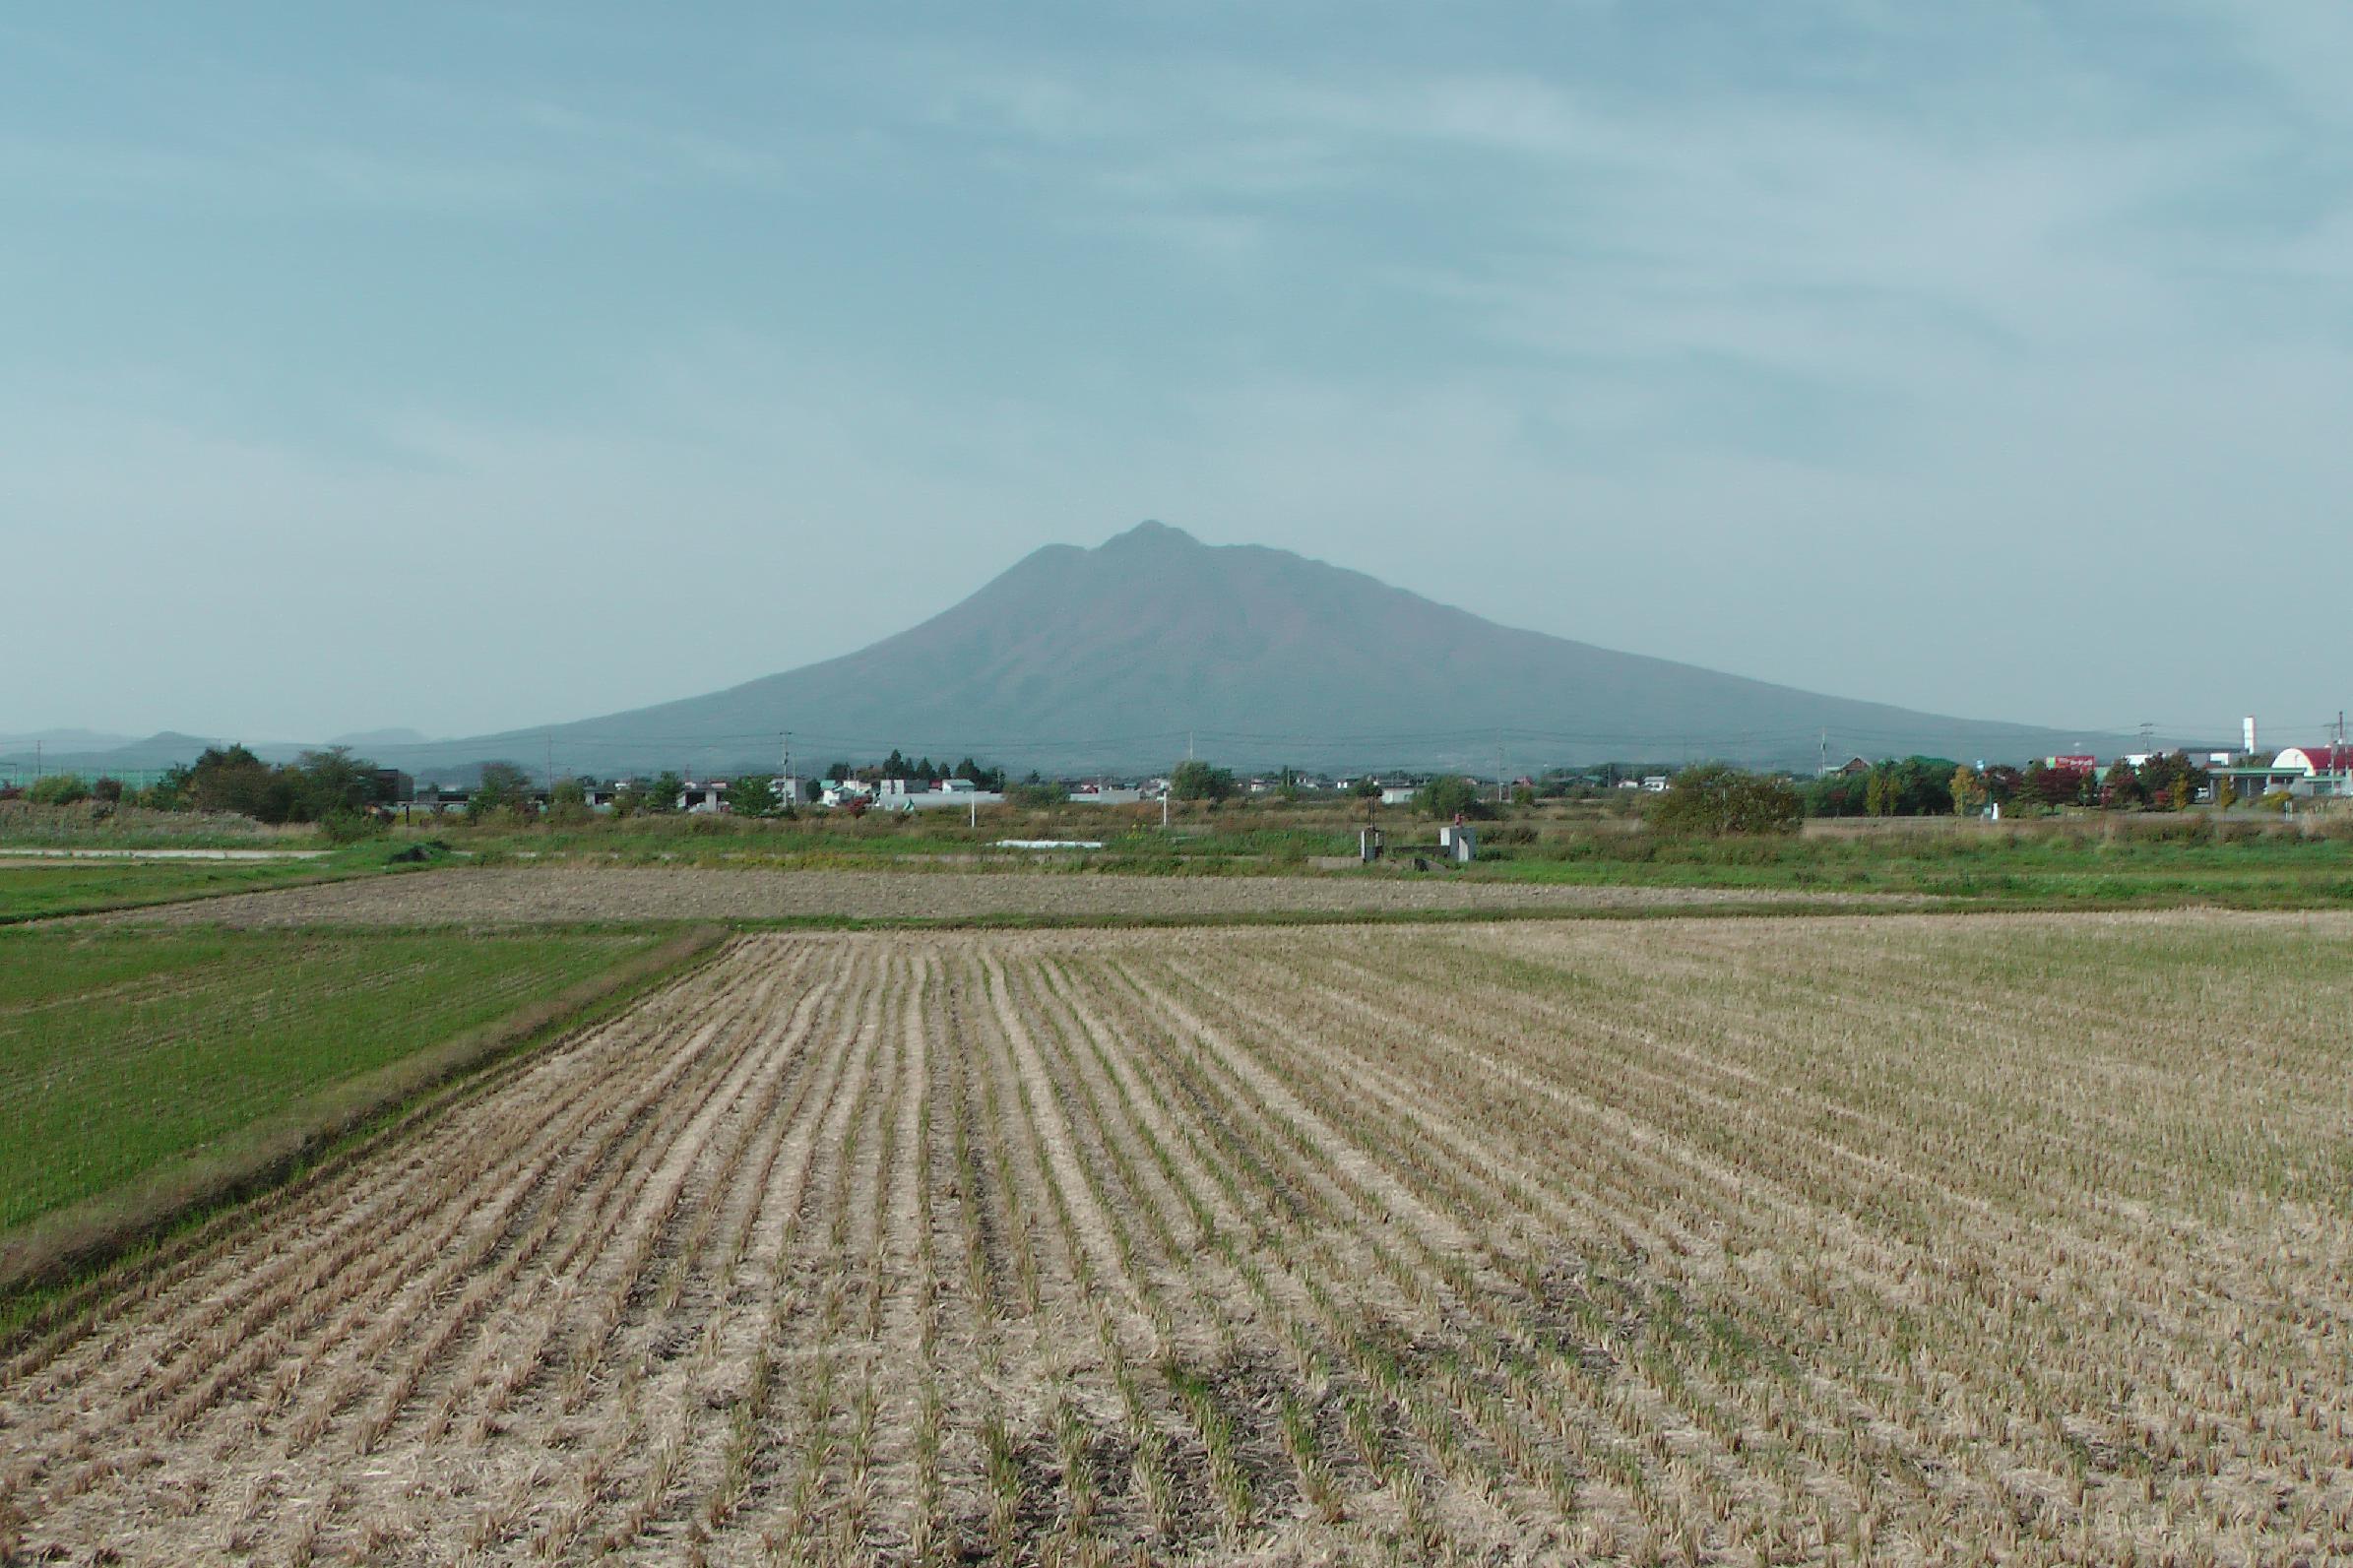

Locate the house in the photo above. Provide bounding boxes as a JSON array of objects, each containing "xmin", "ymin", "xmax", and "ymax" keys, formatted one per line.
[
  {"xmin": 1379, "ymin": 786, "xmax": 1418, "ymax": 806},
  {"xmin": 1642, "ymin": 775, "xmax": 1670, "ymax": 792}
]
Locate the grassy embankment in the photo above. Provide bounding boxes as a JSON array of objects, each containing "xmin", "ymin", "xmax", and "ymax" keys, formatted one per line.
[{"xmin": 0, "ymin": 924, "xmax": 721, "ymax": 1316}]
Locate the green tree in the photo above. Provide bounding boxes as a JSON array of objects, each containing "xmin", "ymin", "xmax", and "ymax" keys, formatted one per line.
[
  {"xmin": 1170, "ymin": 760, "xmax": 1237, "ymax": 802},
  {"xmin": 288, "ymin": 747, "xmax": 383, "ymax": 822},
  {"xmin": 469, "ymin": 761, "xmax": 536, "ymax": 819},
  {"xmin": 143, "ymin": 763, "xmax": 194, "ymax": 811},
  {"xmin": 186, "ymin": 745, "xmax": 280, "ymax": 818},
  {"xmin": 1649, "ymin": 764, "xmax": 1803, "ymax": 837},
  {"xmin": 1950, "ymin": 764, "xmax": 1985, "ymax": 817},
  {"xmin": 952, "ymin": 757, "xmax": 1007, "ymax": 791},
  {"xmin": 547, "ymin": 777, "xmax": 593, "ymax": 825},
  {"xmin": 729, "ymin": 774, "xmax": 779, "ymax": 817},
  {"xmin": 2100, "ymin": 761, "xmax": 2148, "ymax": 810},
  {"xmin": 1416, "ymin": 776, "xmax": 1493, "ymax": 821}
]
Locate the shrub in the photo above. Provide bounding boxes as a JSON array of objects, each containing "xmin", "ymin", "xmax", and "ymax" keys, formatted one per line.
[
  {"xmin": 1649, "ymin": 765, "xmax": 1803, "ymax": 838},
  {"xmin": 26, "ymin": 775, "xmax": 91, "ymax": 806},
  {"xmin": 1171, "ymin": 761, "xmax": 1237, "ymax": 802},
  {"xmin": 321, "ymin": 809, "xmax": 385, "ymax": 844}
]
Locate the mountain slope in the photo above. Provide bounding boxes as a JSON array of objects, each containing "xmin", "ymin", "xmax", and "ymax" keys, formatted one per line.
[{"xmin": 394, "ymin": 521, "xmax": 2118, "ymax": 776}]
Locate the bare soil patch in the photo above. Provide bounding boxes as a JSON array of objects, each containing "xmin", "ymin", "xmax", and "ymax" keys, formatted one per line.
[{"xmin": 88, "ymin": 863, "xmax": 1907, "ymax": 927}]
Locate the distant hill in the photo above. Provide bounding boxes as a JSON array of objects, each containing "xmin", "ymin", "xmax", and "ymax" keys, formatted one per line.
[
  {"xmin": 384, "ymin": 521, "xmax": 2125, "ymax": 777},
  {"xmin": 0, "ymin": 731, "xmax": 316, "ymax": 775}
]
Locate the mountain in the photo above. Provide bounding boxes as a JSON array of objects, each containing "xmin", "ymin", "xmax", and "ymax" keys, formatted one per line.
[
  {"xmin": 393, "ymin": 521, "xmax": 2124, "ymax": 777},
  {"xmin": 0, "ymin": 731, "xmax": 307, "ymax": 775}
]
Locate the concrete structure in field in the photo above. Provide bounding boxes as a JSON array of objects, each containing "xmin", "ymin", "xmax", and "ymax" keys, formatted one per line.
[
  {"xmin": 1437, "ymin": 824, "xmax": 1476, "ymax": 863},
  {"xmin": 875, "ymin": 782, "xmax": 1006, "ymax": 812}
]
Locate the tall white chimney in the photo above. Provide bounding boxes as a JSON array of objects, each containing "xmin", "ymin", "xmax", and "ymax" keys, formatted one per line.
[{"xmin": 2244, "ymin": 716, "xmax": 2258, "ymax": 754}]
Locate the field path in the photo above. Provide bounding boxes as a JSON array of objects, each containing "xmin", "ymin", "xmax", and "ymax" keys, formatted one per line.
[{"xmin": 7, "ymin": 913, "xmax": 2353, "ymax": 1565}]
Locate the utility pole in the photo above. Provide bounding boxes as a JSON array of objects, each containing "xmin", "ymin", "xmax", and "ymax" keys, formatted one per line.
[
  {"xmin": 1819, "ymin": 728, "xmax": 1827, "ymax": 778},
  {"xmin": 1187, "ymin": 730, "xmax": 1195, "ymax": 762},
  {"xmin": 32, "ymin": 740, "xmax": 39, "ymax": 781},
  {"xmin": 543, "ymin": 732, "xmax": 554, "ymax": 798},
  {"xmin": 1496, "ymin": 732, "xmax": 1506, "ymax": 805}
]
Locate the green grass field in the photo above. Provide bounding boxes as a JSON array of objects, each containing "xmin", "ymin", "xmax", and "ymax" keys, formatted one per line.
[
  {"xmin": 0, "ymin": 857, "xmax": 361, "ymax": 923},
  {"xmin": 0, "ymin": 927, "xmax": 668, "ymax": 1237}
]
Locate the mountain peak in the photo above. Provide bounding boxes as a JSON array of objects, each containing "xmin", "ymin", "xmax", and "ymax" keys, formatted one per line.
[
  {"xmin": 1098, "ymin": 519, "xmax": 1199, "ymax": 552},
  {"xmin": 388, "ymin": 523, "xmax": 2115, "ymax": 774}
]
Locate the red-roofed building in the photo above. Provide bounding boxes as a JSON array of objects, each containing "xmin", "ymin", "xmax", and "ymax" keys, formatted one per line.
[{"xmin": 2273, "ymin": 745, "xmax": 2353, "ymax": 777}]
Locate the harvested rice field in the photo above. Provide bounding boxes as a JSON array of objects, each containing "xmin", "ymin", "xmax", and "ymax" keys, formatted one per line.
[
  {"xmin": 88, "ymin": 864, "xmax": 1912, "ymax": 928},
  {"xmin": 6, "ymin": 911, "xmax": 2352, "ymax": 1564}
]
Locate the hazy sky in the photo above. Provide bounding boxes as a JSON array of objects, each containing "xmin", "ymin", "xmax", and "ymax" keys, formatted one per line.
[{"xmin": 6, "ymin": 3, "xmax": 2350, "ymax": 746}]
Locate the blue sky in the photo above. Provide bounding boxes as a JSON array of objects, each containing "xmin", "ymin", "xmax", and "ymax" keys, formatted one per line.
[{"xmin": 6, "ymin": 3, "xmax": 2350, "ymax": 745}]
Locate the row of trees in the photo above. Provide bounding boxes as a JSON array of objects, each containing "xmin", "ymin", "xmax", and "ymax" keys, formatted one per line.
[
  {"xmin": 1802, "ymin": 752, "xmax": 2213, "ymax": 818},
  {"xmin": 821, "ymin": 753, "xmax": 1009, "ymax": 791},
  {"xmin": 0, "ymin": 746, "xmax": 396, "ymax": 826}
]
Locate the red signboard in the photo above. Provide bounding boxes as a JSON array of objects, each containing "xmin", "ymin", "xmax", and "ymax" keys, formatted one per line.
[{"xmin": 2051, "ymin": 755, "xmax": 2096, "ymax": 770}]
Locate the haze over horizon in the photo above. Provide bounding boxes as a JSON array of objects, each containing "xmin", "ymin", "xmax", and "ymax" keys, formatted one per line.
[{"xmin": 7, "ymin": 4, "xmax": 2350, "ymax": 747}]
